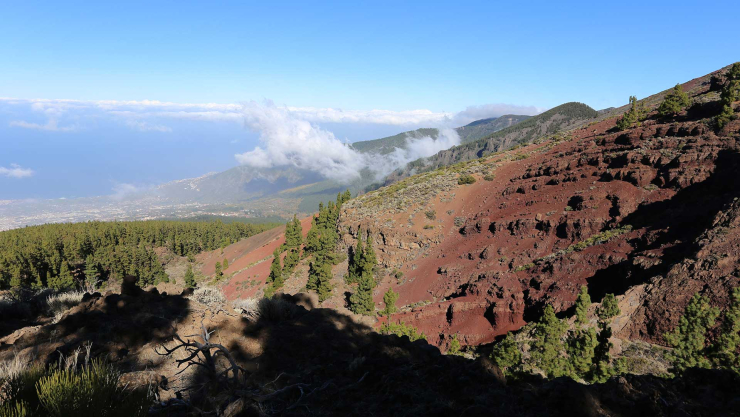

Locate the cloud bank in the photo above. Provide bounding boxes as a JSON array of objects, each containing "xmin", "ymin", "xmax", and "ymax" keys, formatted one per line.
[
  {"xmin": 1, "ymin": 97, "xmax": 542, "ymax": 133},
  {"xmin": 234, "ymin": 102, "xmax": 464, "ymax": 182},
  {"xmin": 235, "ymin": 102, "xmax": 367, "ymax": 181},
  {"xmin": 1, "ymin": 97, "xmax": 542, "ymax": 184},
  {"xmin": 0, "ymin": 164, "xmax": 34, "ymax": 179}
]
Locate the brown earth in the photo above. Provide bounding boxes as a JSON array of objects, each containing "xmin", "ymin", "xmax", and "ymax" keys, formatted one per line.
[
  {"xmin": 338, "ymin": 68, "xmax": 740, "ymax": 348},
  {"xmin": 212, "ymin": 216, "xmax": 313, "ymax": 300}
]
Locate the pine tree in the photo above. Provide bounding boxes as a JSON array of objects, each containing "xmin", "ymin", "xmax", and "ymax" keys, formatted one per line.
[
  {"xmin": 568, "ymin": 326, "xmax": 598, "ymax": 378},
  {"xmin": 658, "ymin": 84, "xmax": 691, "ymax": 117},
  {"xmin": 597, "ymin": 293, "xmax": 620, "ymax": 321},
  {"xmin": 347, "ymin": 229, "xmax": 365, "ymax": 284},
  {"xmin": 349, "ymin": 270, "xmax": 375, "ymax": 315},
  {"xmin": 574, "ymin": 285, "xmax": 590, "ymax": 326},
  {"xmin": 304, "ymin": 218, "xmax": 320, "ymax": 255},
  {"xmin": 717, "ymin": 104, "xmax": 736, "ymax": 129},
  {"xmin": 491, "ymin": 332, "xmax": 522, "ymax": 374},
  {"xmin": 531, "ymin": 305, "xmax": 570, "ymax": 378},
  {"xmin": 268, "ymin": 248, "xmax": 282, "ymax": 287},
  {"xmin": 49, "ymin": 262, "xmax": 74, "ymax": 290},
  {"xmin": 317, "ymin": 230, "xmax": 337, "ymax": 264},
  {"xmin": 223, "ymin": 258, "xmax": 229, "ymax": 269},
  {"xmin": 587, "ymin": 293, "xmax": 622, "ymax": 381},
  {"xmin": 717, "ymin": 62, "xmax": 740, "ymax": 129},
  {"xmin": 364, "ymin": 234, "xmax": 377, "ymax": 272},
  {"xmin": 284, "ymin": 215, "xmax": 303, "ymax": 249},
  {"xmin": 616, "ymin": 96, "xmax": 647, "ymax": 131},
  {"xmin": 665, "ymin": 293, "xmax": 720, "ymax": 372},
  {"xmin": 292, "ymin": 215, "xmax": 302, "ymax": 246},
  {"xmin": 713, "ymin": 287, "xmax": 740, "ymax": 372},
  {"xmin": 306, "ymin": 260, "xmax": 332, "ymax": 301},
  {"xmin": 284, "ymin": 247, "xmax": 300, "ymax": 272},
  {"xmin": 381, "ymin": 287, "xmax": 399, "ymax": 316},
  {"xmin": 84, "ymin": 255, "xmax": 98, "ymax": 290},
  {"xmin": 183, "ymin": 264, "xmax": 196, "ymax": 288},
  {"xmin": 590, "ymin": 321, "xmax": 616, "ymax": 383},
  {"xmin": 214, "ymin": 261, "xmax": 223, "ymax": 279}
]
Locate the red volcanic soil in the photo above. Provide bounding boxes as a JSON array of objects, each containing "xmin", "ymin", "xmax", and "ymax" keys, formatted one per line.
[
  {"xmin": 340, "ymin": 70, "xmax": 740, "ymax": 347},
  {"xmin": 206, "ymin": 216, "xmax": 313, "ymax": 300}
]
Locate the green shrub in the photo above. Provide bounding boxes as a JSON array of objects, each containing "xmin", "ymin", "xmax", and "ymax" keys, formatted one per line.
[
  {"xmin": 392, "ymin": 269, "xmax": 404, "ymax": 280},
  {"xmin": 714, "ymin": 287, "xmax": 740, "ymax": 372},
  {"xmin": 447, "ymin": 334, "xmax": 463, "ymax": 356},
  {"xmin": 597, "ymin": 294, "xmax": 620, "ymax": 321},
  {"xmin": 36, "ymin": 360, "xmax": 121, "ymax": 416},
  {"xmin": 616, "ymin": 96, "xmax": 647, "ymax": 131},
  {"xmin": 483, "ymin": 174, "xmax": 495, "ymax": 181},
  {"xmin": 1, "ymin": 358, "xmax": 150, "ymax": 417},
  {"xmin": 457, "ymin": 174, "xmax": 476, "ymax": 185},
  {"xmin": 574, "ymin": 285, "xmax": 591, "ymax": 326},
  {"xmin": 424, "ymin": 210, "xmax": 436, "ymax": 220},
  {"xmin": 664, "ymin": 293, "xmax": 720, "ymax": 372},
  {"xmin": 514, "ymin": 263, "xmax": 534, "ymax": 272},
  {"xmin": 423, "ymin": 224, "xmax": 434, "ymax": 230},
  {"xmin": 657, "ymin": 84, "xmax": 691, "ymax": 117},
  {"xmin": 491, "ymin": 332, "xmax": 522, "ymax": 374},
  {"xmin": 379, "ymin": 321, "xmax": 426, "ymax": 341},
  {"xmin": 381, "ymin": 287, "xmax": 399, "ymax": 316},
  {"xmin": 658, "ymin": 84, "xmax": 691, "ymax": 117},
  {"xmin": 530, "ymin": 305, "xmax": 570, "ymax": 378}
]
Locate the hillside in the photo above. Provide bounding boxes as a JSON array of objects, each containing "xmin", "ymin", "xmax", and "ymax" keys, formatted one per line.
[
  {"xmin": 338, "ymin": 65, "xmax": 739, "ymax": 347},
  {"xmin": 385, "ymin": 102, "xmax": 598, "ymax": 183},
  {"xmin": 457, "ymin": 114, "xmax": 532, "ymax": 144},
  {"xmin": 350, "ymin": 115, "xmax": 531, "ymax": 155},
  {"xmin": 1, "ymin": 64, "xmax": 739, "ymax": 416}
]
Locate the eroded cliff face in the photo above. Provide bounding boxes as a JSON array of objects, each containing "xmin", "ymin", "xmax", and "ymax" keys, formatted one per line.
[{"xmin": 339, "ymin": 71, "xmax": 740, "ymax": 347}]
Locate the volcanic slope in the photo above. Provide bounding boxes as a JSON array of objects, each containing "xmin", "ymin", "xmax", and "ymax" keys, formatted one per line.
[
  {"xmin": 386, "ymin": 102, "xmax": 598, "ymax": 183},
  {"xmin": 338, "ymin": 65, "xmax": 740, "ymax": 347}
]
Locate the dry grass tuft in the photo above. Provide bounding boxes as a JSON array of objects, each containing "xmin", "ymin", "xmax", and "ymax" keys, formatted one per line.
[
  {"xmin": 232, "ymin": 297, "xmax": 301, "ymax": 322},
  {"xmin": 191, "ymin": 287, "xmax": 226, "ymax": 309}
]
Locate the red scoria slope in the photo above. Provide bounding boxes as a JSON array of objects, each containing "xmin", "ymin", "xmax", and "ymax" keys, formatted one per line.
[{"xmin": 338, "ymin": 67, "xmax": 740, "ymax": 347}]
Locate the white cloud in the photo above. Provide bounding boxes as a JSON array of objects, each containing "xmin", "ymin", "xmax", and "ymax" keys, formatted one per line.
[
  {"xmin": 233, "ymin": 102, "xmax": 464, "ymax": 183},
  {"xmin": 0, "ymin": 164, "xmax": 34, "ymax": 179},
  {"xmin": 125, "ymin": 120, "xmax": 172, "ymax": 132},
  {"xmin": 0, "ymin": 97, "xmax": 542, "ymax": 129},
  {"xmin": 9, "ymin": 119, "xmax": 77, "ymax": 132},
  {"xmin": 451, "ymin": 103, "xmax": 544, "ymax": 126},
  {"xmin": 235, "ymin": 102, "xmax": 367, "ymax": 182},
  {"xmin": 110, "ymin": 183, "xmax": 150, "ymax": 200}
]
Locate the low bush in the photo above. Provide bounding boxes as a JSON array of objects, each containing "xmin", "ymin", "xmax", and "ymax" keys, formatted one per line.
[
  {"xmin": 191, "ymin": 287, "xmax": 225, "ymax": 309},
  {"xmin": 379, "ymin": 321, "xmax": 426, "ymax": 341},
  {"xmin": 457, "ymin": 174, "xmax": 476, "ymax": 185},
  {"xmin": 0, "ymin": 348, "xmax": 151, "ymax": 416}
]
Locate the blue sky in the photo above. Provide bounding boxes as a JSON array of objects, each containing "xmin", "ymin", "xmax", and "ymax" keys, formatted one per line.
[{"xmin": 1, "ymin": 0, "xmax": 738, "ymax": 199}]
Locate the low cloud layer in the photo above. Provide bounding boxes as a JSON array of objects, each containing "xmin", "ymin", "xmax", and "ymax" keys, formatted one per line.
[
  {"xmin": 451, "ymin": 103, "xmax": 544, "ymax": 126},
  {"xmin": 110, "ymin": 182, "xmax": 151, "ymax": 200},
  {"xmin": 235, "ymin": 102, "xmax": 367, "ymax": 181},
  {"xmin": 0, "ymin": 164, "xmax": 34, "ymax": 179},
  {"xmin": 234, "ymin": 102, "xmax": 463, "ymax": 182},
  {"xmin": 1, "ymin": 97, "xmax": 542, "ymax": 134},
  {"xmin": 1, "ymin": 97, "xmax": 542, "ymax": 184}
]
